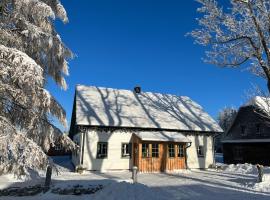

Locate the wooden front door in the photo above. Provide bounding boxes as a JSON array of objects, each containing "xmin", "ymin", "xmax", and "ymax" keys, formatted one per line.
[
  {"xmin": 166, "ymin": 143, "xmax": 186, "ymax": 170},
  {"xmin": 140, "ymin": 143, "xmax": 165, "ymax": 172},
  {"xmin": 138, "ymin": 142, "xmax": 186, "ymax": 172}
]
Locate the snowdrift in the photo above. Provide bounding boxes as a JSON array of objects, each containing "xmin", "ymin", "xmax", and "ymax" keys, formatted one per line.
[{"xmin": 92, "ymin": 181, "xmax": 167, "ymax": 200}]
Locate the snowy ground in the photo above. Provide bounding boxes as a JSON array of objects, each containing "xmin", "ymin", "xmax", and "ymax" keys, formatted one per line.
[{"xmin": 0, "ymin": 156, "xmax": 270, "ymax": 200}]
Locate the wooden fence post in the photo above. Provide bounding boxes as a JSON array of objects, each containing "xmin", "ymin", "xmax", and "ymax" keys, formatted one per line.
[
  {"xmin": 132, "ymin": 166, "xmax": 138, "ymax": 184},
  {"xmin": 256, "ymin": 164, "xmax": 264, "ymax": 183}
]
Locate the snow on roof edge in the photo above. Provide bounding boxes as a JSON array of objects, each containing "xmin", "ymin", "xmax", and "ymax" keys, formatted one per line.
[
  {"xmin": 244, "ymin": 96, "xmax": 270, "ymax": 114},
  {"xmin": 134, "ymin": 131, "xmax": 191, "ymax": 142}
]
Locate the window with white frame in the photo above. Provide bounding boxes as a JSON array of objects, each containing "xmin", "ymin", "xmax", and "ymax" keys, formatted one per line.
[
  {"xmin": 97, "ymin": 142, "xmax": 108, "ymax": 159},
  {"xmin": 54, "ymin": 144, "xmax": 62, "ymax": 151},
  {"xmin": 197, "ymin": 145, "xmax": 204, "ymax": 157},
  {"xmin": 121, "ymin": 143, "xmax": 131, "ymax": 158},
  {"xmin": 177, "ymin": 144, "xmax": 184, "ymax": 157},
  {"xmin": 152, "ymin": 143, "xmax": 159, "ymax": 158},
  {"xmin": 168, "ymin": 144, "xmax": 175, "ymax": 158},
  {"xmin": 142, "ymin": 143, "xmax": 149, "ymax": 158}
]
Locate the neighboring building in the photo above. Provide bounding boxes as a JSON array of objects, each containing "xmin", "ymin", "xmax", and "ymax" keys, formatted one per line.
[
  {"xmin": 69, "ymin": 85, "xmax": 222, "ymax": 172},
  {"xmin": 47, "ymin": 143, "xmax": 72, "ymax": 156},
  {"xmin": 222, "ymin": 97, "xmax": 270, "ymax": 166},
  {"xmin": 47, "ymin": 134, "xmax": 72, "ymax": 156}
]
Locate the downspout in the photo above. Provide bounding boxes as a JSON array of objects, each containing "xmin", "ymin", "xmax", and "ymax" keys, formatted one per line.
[
  {"xmin": 80, "ymin": 131, "xmax": 86, "ymax": 166},
  {"xmin": 185, "ymin": 142, "xmax": 192, "ymax": 169}
]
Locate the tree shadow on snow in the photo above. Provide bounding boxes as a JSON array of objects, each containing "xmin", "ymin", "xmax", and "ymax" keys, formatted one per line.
[
  {"xmin": 156, "ymin": 172, "xmax": 270, "ymax": 196},
  {"xmin": 150, "ymin": 183, "xmax": 270, "ymax": 200}
]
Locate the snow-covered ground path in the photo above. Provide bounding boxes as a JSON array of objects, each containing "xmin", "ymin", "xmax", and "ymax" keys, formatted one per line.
[
  {"xmin": 138, "ymin": 170, "xmax": 270, "ymax": 200},
  {"xmin": 1, "ymin": 156, "xmax": 269, "ymax": 200},
  {"xmin": 1, "ymin": 169, "xmax": 270, "ymax": 200}
]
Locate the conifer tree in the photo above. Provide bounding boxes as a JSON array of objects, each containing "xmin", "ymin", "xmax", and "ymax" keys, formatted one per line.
[{"xmin": 0, "ymin": 0, "xmax": 75, "ymax": 175}]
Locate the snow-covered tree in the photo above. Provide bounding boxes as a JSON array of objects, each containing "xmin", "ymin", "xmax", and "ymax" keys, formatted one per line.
[
  {"xmin": 217, "ymin": 107, "xmax": 237, "ymax": 131},
  {"xmin": 0, "ymin": 0, "xmax": 75, "ymax": 175},
  {"xmin": 189, "ymin": 0, "xmax": 270, "ymax": 93},
  {"xmin": 215, "ymin": 107, "xmax": 237, "ymax": 152}
]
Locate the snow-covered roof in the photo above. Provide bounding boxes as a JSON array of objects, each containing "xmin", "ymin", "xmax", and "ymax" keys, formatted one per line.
[
  {"xmin": 75, "ymin": 85, "xmax": 222, "ymax": 132},
  {"xmin": 134, "ymin": 131, "xmax": 191, "ymax": 142},
  {"xmin": 245, "ymin": 96, "xmax": 270, "ymax": 114}
]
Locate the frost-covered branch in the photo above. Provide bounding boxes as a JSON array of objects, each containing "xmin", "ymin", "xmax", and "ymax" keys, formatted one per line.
[
  {"xmin": 0, "ymin": 116, "xmax": 48, "ymax": 176},
  {"xmin": 189, "ymin": 0, "xmax": 270, "ymax": 92}
]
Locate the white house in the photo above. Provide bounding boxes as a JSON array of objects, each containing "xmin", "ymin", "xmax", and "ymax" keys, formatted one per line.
[{"xmin": 69, "ymin": 85, "xmax": 222, "ymax": 172}]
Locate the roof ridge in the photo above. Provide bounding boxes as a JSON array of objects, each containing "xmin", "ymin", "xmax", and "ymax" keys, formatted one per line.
[{"xmin": 76, "ymin": 84, "xmax": 186, "ymax": 98}]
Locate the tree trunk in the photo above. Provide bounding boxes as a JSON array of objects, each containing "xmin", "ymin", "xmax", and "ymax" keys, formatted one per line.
[{"xmin": 267, "ymin": 80, "xmax": 270, "ymax": 94}]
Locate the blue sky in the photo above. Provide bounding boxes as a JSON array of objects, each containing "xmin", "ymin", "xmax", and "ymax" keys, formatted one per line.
[{"xmin": 48, "ymin": 0, "xmax": 266, "ymax": 130}]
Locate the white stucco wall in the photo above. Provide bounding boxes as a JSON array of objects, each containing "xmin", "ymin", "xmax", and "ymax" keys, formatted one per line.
[
  {"xmin": 80, "ymin": 130, "xmax": 133, "ymax": 171},
  {"xmin": 186, "ymin": 135, "xmax": 214, "ymax": 169},
  {"xmin": 72, "ymin": 130, "xmax": 214, "ymax": 170}
]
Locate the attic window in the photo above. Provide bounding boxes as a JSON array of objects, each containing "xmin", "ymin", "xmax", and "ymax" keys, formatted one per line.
[
  {"xmin": 240, "ymin": 125, "xmax": 247, "ymax": 136},
  {"xmin": 256, "ymin": 124, "xmax": 261, "ymax": 135}
]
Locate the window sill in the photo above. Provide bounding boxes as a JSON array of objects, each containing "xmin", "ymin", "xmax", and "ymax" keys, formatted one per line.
[
  {"xmin": 96, "ymin": 157, "xmax": 108, "ymax": 159},
  {"xmin": 121, "ymin": 156, "xmax": 131, "ymax": 159}
]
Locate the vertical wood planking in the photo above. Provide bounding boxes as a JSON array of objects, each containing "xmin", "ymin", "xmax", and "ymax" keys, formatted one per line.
[{"xmin": 136, "ymin": 141, "xmax": 186, "ymax": 172}]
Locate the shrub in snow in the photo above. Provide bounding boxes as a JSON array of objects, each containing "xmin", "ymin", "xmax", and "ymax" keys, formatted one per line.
[
  {"xmin": 0, "ymin": 0, "xmax": 75, "ymax": 175},
  {"xmin": 75, "ymin": 165, "xmax": 85, "ymax": 174}
]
